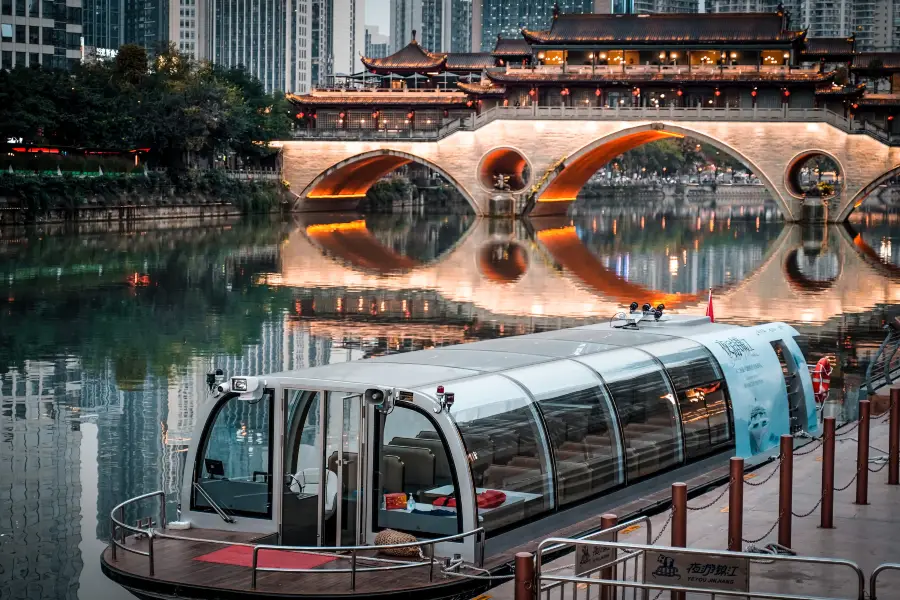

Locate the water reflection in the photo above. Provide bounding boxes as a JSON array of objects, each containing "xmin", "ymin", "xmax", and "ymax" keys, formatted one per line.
[{"xmin": 3, "ymin": 206, "xmax": 900, "ymax": 599}]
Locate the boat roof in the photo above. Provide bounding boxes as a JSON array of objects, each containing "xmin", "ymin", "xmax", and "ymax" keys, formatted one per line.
[{"xmin": 264, "ymin": 315, "xmax": 740, "ymax": 389}]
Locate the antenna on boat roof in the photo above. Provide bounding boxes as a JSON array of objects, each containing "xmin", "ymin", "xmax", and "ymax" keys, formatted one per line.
[{"xmin": 610, "ymin": 301, "xmax": 667, "ymax": 329}]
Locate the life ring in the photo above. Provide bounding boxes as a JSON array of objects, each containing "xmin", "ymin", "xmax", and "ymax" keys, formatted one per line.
[{"xmin": 811, "ymin": 357, "xmax": 832, "ymax": 404}]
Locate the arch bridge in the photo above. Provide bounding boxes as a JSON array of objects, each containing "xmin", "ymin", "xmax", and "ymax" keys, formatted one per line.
[{"xmin": 280, "ymin": 107, "xmax": 900, "ymax": 222}]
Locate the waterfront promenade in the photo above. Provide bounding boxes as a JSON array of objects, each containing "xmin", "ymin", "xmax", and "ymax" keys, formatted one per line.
[{"xmin": 488, "ymin": 392, "xmax": 900, "ymax": 599}]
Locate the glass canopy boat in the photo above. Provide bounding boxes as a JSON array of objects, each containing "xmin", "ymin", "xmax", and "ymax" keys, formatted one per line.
[{"xmin": 101, "ymin": 315, "xmax": 816, "ymax": 600}]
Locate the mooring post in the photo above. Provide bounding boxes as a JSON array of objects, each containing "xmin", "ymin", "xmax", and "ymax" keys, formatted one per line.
[
  {"xmin": 891, "ymin": 389, "xmax": 900, "ymax": 485},
  {"xmin": 600, "ymin": 513, "xmax": 618, "ymax": 600},
  {"xmin": 514, "ymin": 552, "xmax": 534, "ymax": 600},
  {"xmin": 821, "ymin": 416, "xmax": 836, "ymax": 529},
  {"xmin": 778, "ymin": 434, "xmax": 793, "ymax": 548},
  {"xmin": 671, "ymin": 482, "xmax": 687, "ymax": 600},
  {"xmin": 856, "ymin": 400, "xmax": 871, "ymax": 505},
  {"xmin": 728, "ymin": 457, "xmax": 744, "ymax": 551}
]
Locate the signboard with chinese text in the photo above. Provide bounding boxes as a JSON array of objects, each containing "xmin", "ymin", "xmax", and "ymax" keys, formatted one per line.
[
  {"xmin": 643, "ymin": 550, "xmax": 750, "ymax": 592},
  {"xmin": 574, "ymin": 533, "xmax": 615, "ymax": 576}
]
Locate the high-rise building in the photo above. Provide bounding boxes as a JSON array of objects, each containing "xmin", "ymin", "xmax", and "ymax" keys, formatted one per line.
[
  {"xmin": 206, "ymin": 0, "xmax": 312, "ymax": 93},
  {"xmin": 1, "ymin": 0, "xmax": 84, "ymax": 70},
  {"xmin": 475, "ymin": 0, "xmax": 592, "ymax": 52},
  {"xmin": 449, "ymin": 0, "xmax": 471, "ymax": 50},
  {"xmin": 311, "ymin": 0, "xmax": 331, "ymax": 84},
  {"xmin": 389, "ymin": 0, "xmax": 421, "ymax": 53},
  {"xmin": 365, "ymin": 24, "xmax": 389, "ymax": 57},
  {"xmin": 123, "ymin": 0, "xmax": 168, "ymax": 50},
  {"xmin": 83, "ymin": 0, "xmax": 122, "ymax": 51},
  {"xmin": 331, "ymin": 0, "xmax": 364, "ymax": 74},
  {"xmin": 169, "ymin": 0, "xmax": 204, "ymax": 59}
]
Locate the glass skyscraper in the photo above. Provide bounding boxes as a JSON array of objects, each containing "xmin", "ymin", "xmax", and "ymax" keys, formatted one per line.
[{"xmin": 477, "ymin": 0, "xmax": 591, "ymax": 51}]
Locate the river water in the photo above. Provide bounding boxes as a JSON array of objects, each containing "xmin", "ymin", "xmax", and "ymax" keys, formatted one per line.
[{"xmin": 2, "ymin": 200, "xmax": 900, "ymax": 599}]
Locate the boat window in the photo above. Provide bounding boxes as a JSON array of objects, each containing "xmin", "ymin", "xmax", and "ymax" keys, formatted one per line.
[
  {"xmin": 641, "ymin": 340, "xmax": 732, "ymax": 459},
  {"xmin": 193, "ymin": 392, "xmax": 273, "ymax": 518},
  {"xmin": 505, "ymin": 361, "xmax": 624, "ymax": 506},
  {"xmin": 576, "ymin": 350, "xmax": 683, "ymax": 481},
  {"xmin": 282, "ymin": 391, "xmax": 323, "ymax": 545},
  {"xmin": 446, "ymin": 375, "xmax": 553, "ymax": 533},
  {"xmin": 375, "ymin": 405, "xmax": 462, "ymax": 536}
]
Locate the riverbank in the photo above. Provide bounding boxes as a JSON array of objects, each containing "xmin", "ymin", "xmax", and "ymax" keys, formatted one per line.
[{"xmin": 0, "ymin": 171, "xmax": 289, "ymax": 224}]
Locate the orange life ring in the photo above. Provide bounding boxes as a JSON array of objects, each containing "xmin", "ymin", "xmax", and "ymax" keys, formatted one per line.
[{"xmin": 812, "ymin": 357, "xmax": 832, "ymax": 404}]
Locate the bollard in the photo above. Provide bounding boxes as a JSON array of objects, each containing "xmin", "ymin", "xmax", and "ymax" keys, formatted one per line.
[
  {"xmin": 856, "ymin": 400, "xmax": 871, "ymax": 505},
  {"xmin": 514, "ymin": 552, "xmax": 534, "ymax": 600},
  {"xmin": 821, "ymin": 416, "xmax": 836, "ymax": 529},
  {"xmin": 671, "ymin": 483, "xmax": 687, "ymax": 600},
  {"xmin": 728, "ymin": 457, "xmax": 744, "ymax": 551},
  {"xmin": 778, "ymin": 434, "xmax": 793, "ymax": 548},
  {"xmin": 891, "ymin": 389, "xmax": 900, "ymax": 485},
  {"xmin": 600, "ymin": 514, "xmax": 618, "ymax": 600}
]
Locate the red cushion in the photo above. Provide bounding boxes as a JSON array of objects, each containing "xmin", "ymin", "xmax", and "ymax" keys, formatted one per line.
[
  {"xmin": 477, "ymin": 490, "xmax": 507, "ymax": 509},
  {"xmin": 433, "ymin": 496, "xmax": 457, "ymax": 508}
]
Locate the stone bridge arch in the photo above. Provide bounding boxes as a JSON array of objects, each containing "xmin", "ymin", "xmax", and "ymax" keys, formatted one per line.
[
  {"xmin": 837, "ymin": 163, "xmax": 900, "ymax": 221},
  {"xmin": 526, "ymin": 122, "xmax": 792, "ymax": 219},
  {"xmin": 294, "ymin": 149, "xmax": 480, "ymax": 213}
]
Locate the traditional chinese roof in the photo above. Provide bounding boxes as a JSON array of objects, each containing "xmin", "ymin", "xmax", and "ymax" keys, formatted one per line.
[
  {"xmin": 286, "ymin": 92, "xmax": 468, "ymax": 106},
  {"xmin": 522, "ymin": 13, "xmax": 804, "ymax": 46},
  {"xmin": 445, "ymin": 53, "xmax": 495, "ymax": 72},
  {"xmin": 361, "ymin": 39, "xmax": 446, "ymax": 73},
  {"xmin": 856, "ymin": 93, "xmax": 900, "ymax": 107},
  {"xmin": 802, "ymin": 37, "xmax": 854, "ymax": 58},
  {"xmin": 457, "ymin": 81, "xmax": 507, "ymax": 96},
  {"xmin": 851, "ymin": 53, "xmax": 900, "ymax": 71},
  {"xmin": 486, "ymin": 69, "xmax": 832, "ymax": 86},
  {"xmin": 814, "ymin": 83, "xmax": 865, "ymax": 97},
  {"xmin": 493, "ymin": 37, "xmax": 532, "ymax": 57}
]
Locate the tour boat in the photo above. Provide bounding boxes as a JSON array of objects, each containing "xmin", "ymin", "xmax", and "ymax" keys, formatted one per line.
[{"xmin": 101, "ymin": 312, "xmax": 817, "ymax": 599}]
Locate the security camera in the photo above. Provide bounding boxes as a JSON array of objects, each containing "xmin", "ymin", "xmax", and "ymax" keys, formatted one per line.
[{"xmin": 216, "ymin": 383, "xmax": 228, "ymax": 394}]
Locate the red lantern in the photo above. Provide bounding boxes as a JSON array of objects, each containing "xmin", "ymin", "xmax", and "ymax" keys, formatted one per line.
[
  {"xmin": 407, "ymin": 111, "xmax": 415, "ymax": 120},
  {"xmin": 466, "ymin": 100, "xmax": 473, "ymax": 107},
  {"xmin": 852, "ymin": 103, "xmax": 859, "ymax": 110},
  {"xmin": 750, "ymin": 88, "xmax": 757, "ymax": 97},
  {"xmin": 676, "ymin": 89, "xmax": 683, "ymax": 97},
  {"xmin": 443, "ymin": 109, "xmax": 449, "ymax": 118},
  {"xmin": 297, "ymin": 111, "xmax": 305, "ymax": 119},
  {"xmin": 595, "ymin": 88, "xmax": 601, "ymax": 97},
  {"xmin": 632, "ymin": 87, "xmax": 640, "ymax": 96},
  {"xmin": 561, "ymin": 88, "xmax": 569, "ymax": 96},
  {"xmin": 529, "ymin": 88, "xmax": 536, "ymax": 97},
  {"xmin": 714, "ymin": 89, "xmax": 721, "ymax": 97},
  {"xmin": 371, "ymin": 110, "xmax": 379, "ymax": 119},
  {"xmin": 339, "ymin": 111, "xmax": 346, "ymax": 119},
  {"xmin": 312, "ymin": 113, "xmax": 317, "ymax": 119},
  {"xmin": 890, "ymin": 115, "xmax": 895, "ymax": 121},
  {"xmin": 503, "ymin": 98, "xmax": 509, "ymax": 106},
  {"xmin": 783, "ymin": 89, "xmax": 791, "ymax": 97}
]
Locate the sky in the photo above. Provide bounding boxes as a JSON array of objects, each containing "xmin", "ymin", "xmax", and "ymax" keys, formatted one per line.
[{"xmin": 366, "ymin": 1, "xmax": 391, "ymax": 38}]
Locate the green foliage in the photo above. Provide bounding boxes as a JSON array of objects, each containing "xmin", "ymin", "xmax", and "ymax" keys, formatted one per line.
[
  {"xmin": 608, "ymin": 138, "xmax": 747, "ymax": 176},
  {"xmin": 362, "ymin": 176, "xmax": 415, "ymax": 210},
  {"xmin": 0, "ymin": 45, "xmax": 288, "ymax": 170}
]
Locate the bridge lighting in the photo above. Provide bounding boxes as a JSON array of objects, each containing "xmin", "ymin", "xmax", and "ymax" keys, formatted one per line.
[
  {"xmin": 659, "ymin": 52, "xmax": 666, "ymax": 59},
  {"xmin": 730, "ymin": 52, "xmax": 737, "ymax": 58},
  {"xmin": 600, "ymin": 52, "xmax": 607, "ymax": 59}
]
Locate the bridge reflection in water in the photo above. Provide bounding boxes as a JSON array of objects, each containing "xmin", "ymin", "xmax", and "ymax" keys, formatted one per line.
[{"xmin": 267, "ymin": 212, "xmax": 900, "ymax": 333}]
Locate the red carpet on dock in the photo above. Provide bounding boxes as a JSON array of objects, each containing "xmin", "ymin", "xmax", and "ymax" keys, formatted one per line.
[{"xmin": 194, "ymin": 545, "xmax": 337, "ymax": 570}]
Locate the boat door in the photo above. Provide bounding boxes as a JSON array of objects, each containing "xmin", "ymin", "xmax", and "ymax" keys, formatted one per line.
[{"xmin": 281, "ymin": 390, "xmax": 367, "ymax": 547}]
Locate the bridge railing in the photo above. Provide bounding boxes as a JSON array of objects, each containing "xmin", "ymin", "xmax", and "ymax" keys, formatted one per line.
[{"xmin": 289, "ymin": 118, "xmax": 462, "ymax": 141}]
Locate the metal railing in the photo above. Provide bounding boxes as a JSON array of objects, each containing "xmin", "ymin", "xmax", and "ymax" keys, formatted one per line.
[
  {"xmin": 108, "ymin": 490, "xmax": 485, "ymax": 591},
  {"xmin": 538, "ymin": 516, "xmax": 653, "ymax": 600},
  {"xmin": 865, "ymin": 325, "xmax": 900, "ymax": 395},
  {"xmin": 870, "ymin": 563, "xmax": 900, "ymax": 600},
  {"xmin": 536, "ymin": 538, "xmax": 867, "ymax": 600},
  {"xmin": 290, "ymin": 118, "xmax": 462, "ymax": 141}
]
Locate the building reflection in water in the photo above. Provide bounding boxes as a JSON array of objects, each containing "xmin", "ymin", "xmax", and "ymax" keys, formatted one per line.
[{"xmin": 2, "ymin": 204, "xmax": 900, "ymax": 599}]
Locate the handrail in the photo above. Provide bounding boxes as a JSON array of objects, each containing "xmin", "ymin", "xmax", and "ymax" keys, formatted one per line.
[
  {"xmin": 870, "ymin": 563, "xmax": 900, "ymax": 600},
  {"xmin": 535, "ymin": 537, "xmax": 866, "ymax": 600},
  {"xmin": 192, "ymin": 481, "xmax": 236, "ymax": 523}
]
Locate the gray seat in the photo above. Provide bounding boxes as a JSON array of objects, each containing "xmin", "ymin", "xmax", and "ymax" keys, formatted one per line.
[
  {"xmin": 388, "ymin": 437, "xmax": 452, "ymax": 483},
  {"xmin": 381, "ymin": 454, "xmax": 405, "ymax": 494},
  {"xmin": 384, "ymin": 445, "xmax": 435, "ymax": 493}
]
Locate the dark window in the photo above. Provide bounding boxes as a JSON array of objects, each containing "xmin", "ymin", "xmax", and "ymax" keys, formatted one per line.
[
  {"xmin": 15, "ymin": 0, "xmax": 23, "ymax": 15},
  {"xmin": 28, "ymin": 0, "xmax": 37, "ymax": 16},
  {"xmin": 447, "ymin": 375, "xmax": 553, "ymax": 534},
  {"xmin": 579, "ymin": 349, "xmax": 683, "ymax": 481},
  {"xmin": 66, "ymin": 5, "xmax": 79, "ymax": 21},
  {"xmin": 1, "ymin": 0, "xmax": 11, "ymax": 15},
  {"xmin": 375, "ymin": 404, "xmax": 462, "ymax": 536},
  {"xmin": 41, "ymin": 0, "xmax": 51, "ymax": 15},
  {"xmin": 29, "ymin": 52, "xmax": 38, "ymax": 66},
  {"xmin": 192, "ymin": 392, "xmax": 273, "ymax": 518},
  {"xmin": 42, "ymin": 26, "xmax": 52, "ymax": 45},
  {"xmin": 15, "ymin": 51, "xmax": 25, "ymax": 66},
  {"xmin": 66, "ymin": 31, "xmax": 79, "ymax": 48},
  {"xmin": 29, "ymin": 25, "xmax": 38, "ymax": 44},
  {"xmin": 506, "ymin": 361, "xmax": 624, "ymax": 507},
  {"xmin": 1, "ymin": 51, "xmax": 11, "ymax": 69},
  {"xmin": 15, "ymin": 24, "xmax": 25, "ymax": 43}
]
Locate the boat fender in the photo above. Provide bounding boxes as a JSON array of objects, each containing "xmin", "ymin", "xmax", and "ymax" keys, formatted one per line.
[{"xmin": 167, "ymin": 521, "xmax": 192, "ymax": 530}]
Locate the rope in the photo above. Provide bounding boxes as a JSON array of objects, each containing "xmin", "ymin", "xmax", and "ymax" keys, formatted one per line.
[
  {"xmin": 792, "ymin": 495, "xmax": 824, "ymax": 518},
  {"xmin": 686, "ymin": 483, "xmax": 730, "ymax": 511},
  {"xmin": 744, "ymin": 457, "xmax": 782, "ymax": 487},
  {"xmin": 741, "ymin": 517, "xmax": 780, "ymax": 544},
  {"xmin": 835, "ymin": 471, "xmax": 858, "ymax": 492},
  {"xmin": 793, "ymin": 439, "xmax": 824, "ymax": 456},
  {"xmin": 442, "ymin": 570, "xmax": 515, "ymax": 581},
  {"xmin": 652, "ymin": 510, "xmax": 673, "ymax": 545}
]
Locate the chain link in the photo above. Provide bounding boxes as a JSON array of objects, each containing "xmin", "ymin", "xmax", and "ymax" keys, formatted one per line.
[
  {"xmin": 792, "ymin": 495, "xmax": 823, "ymax": 518},
  {"xmin": 869, "ymin": 461, "xmax": 889, "ymax": 473},
  {"xmin": 686, "ymin": 483, "xmax": 730, "ymax": 511},
  {"xmin": 744, "ymin": 457, "xmax": 782, "ymax": 487},
  {"xmin": 651, "ymin": 510, "xmax": 673, "ymax": 545},
  {"xmin": 793, "ymin": 439, "xmax": 824, "ymax": 456},
  {"xmin": 651, "ymin": 590, "xmax": 664, "ymax": 600},
  {"xmin": 834, "ymin": 421, "xmax": 860, "ymax": 437},
  {"xmin": 834, "ymin": 471, "xmax": 859, "ymax": 492},
  {"xmin": 741, "ymin": 517, "xmax": 780, "ymax": 544}
]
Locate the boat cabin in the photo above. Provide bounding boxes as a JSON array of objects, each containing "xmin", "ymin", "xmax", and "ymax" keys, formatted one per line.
[{"xmin": 183, "ymin": 316, "xmax": 816, "ymax": 564}]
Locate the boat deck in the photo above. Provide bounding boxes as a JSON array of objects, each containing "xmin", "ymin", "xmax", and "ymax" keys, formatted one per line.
[{"xmin": 101, "ymin": 528, "xmax": 477, "ymax": 599}]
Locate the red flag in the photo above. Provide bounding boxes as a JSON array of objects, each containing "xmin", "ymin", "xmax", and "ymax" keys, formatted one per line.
[{"xmin": 706, "ymin": 288, "xmax": 715, "ymax": 323}]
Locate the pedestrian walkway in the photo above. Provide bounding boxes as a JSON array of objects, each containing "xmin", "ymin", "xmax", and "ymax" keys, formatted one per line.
[{"xmin": 486, "ymin": 391, "xmax": 900, "ymax": 600}]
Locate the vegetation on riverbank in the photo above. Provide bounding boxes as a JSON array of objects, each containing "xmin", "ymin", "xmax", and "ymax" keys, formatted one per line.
[
  {"xmin": 0, "ymin": 44, "xmax": 291, "ymax": 170},
  {"xmin": 0, "ymin": 170, "xmax": 287, "ymax": 222}
]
